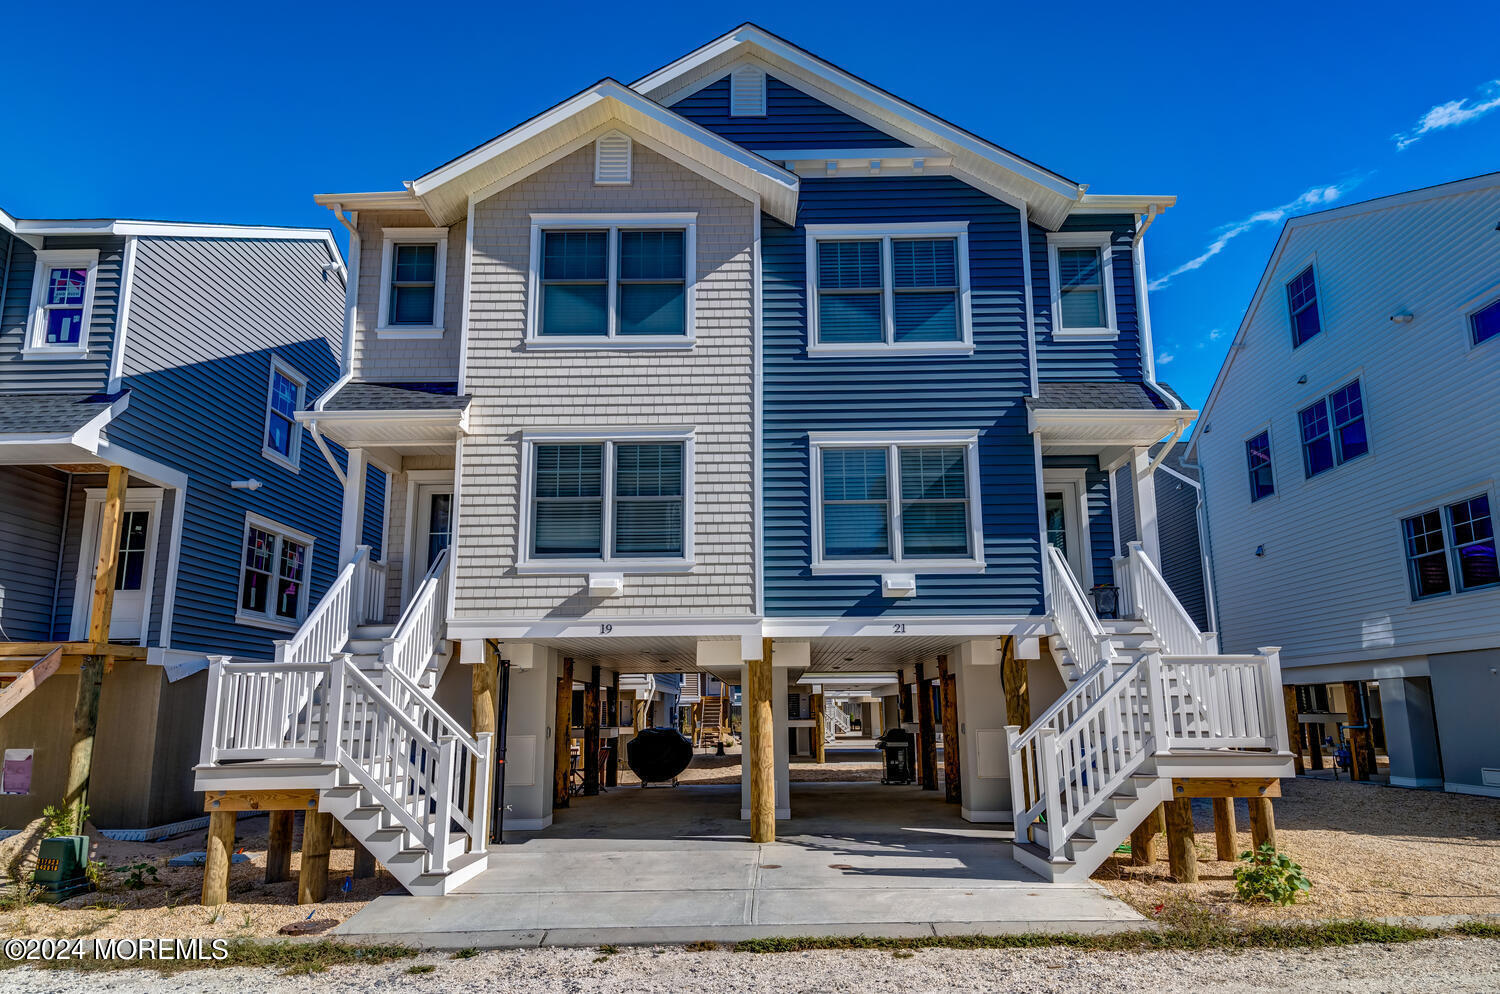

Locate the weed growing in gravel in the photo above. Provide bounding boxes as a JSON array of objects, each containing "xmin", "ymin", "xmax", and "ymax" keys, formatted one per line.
[
  {"xmin": 452, "ymin": 947, "xmax": 479, "ymax": 959},
  {"xmin": 1234, "ymin": 845, "xmax": 1312, "ymax": 906},
  {"xmin": 683, "ymin": 940, "xmax": 719, "ymax": 952},
  {"xmin": 407, "ymin": 964, "xmax": 436, "ymax": 975}
]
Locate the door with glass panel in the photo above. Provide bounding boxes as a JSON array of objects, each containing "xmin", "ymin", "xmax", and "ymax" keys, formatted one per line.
[
  {"xmin": 1042, "ymin": 476, "xmax": 1089, "ymax": 588},
  {"xmin": 72, "ymin": 491, "xmax": 162, "ymax": 642},
  {"xmin": 414, "ymin": 485, "xmax": 454, "ymax": 573}
]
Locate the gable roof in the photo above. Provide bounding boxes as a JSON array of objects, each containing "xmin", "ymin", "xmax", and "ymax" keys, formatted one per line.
[
  {"xmin": 631, "ymin": 24, "xmax": 1167, "ymax": 229},
  {"xmin": 1185, "ymin": 170, "xmax": 1500, "ymax": 460},
  {"xmin": 397, "ymin": 79, "xmax": 799, "ymax": 225}
]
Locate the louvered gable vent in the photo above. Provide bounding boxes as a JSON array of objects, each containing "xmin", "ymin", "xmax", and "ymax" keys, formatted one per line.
[
  {"xmin": 730, "ymin": 65, "xmax": 766, "ymax": 117},
  {"xmin": 594, "ymin": 131, "xmax": 632, "ymax": 184}
]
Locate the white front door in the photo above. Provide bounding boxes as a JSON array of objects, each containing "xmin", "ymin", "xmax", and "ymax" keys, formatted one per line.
[
  {"xmin": 72, "ymin": 488, "xmax": 164, "ymax": 643},
  {"xmin": 413, "ymin": 484, "xmax": 453, "ymax": 572},
  {"xmin": 1042, "ymin": 472, "xmax": 1091, "ymax": 589}
]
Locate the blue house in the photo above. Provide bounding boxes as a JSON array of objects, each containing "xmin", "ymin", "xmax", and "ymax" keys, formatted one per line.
[{"xmin": 0, "ymin": 208, "xmax": 346, "ymax": 834}]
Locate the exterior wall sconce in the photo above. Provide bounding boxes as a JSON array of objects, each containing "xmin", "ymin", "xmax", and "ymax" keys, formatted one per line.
[{"xmin": 1391, "ymin": 312, "xmax": 1414, "ymax": 323}]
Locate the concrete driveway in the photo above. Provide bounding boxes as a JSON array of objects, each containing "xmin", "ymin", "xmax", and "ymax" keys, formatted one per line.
[{"xmin": 335, "ymin": 782, "xmax": 1144, "ymax": 947}]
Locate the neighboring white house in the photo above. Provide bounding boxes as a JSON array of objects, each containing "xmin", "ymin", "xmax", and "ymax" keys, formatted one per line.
[{"xmin": 1188, "ymin": 172, "xmax": 1500, "ymax": 797}]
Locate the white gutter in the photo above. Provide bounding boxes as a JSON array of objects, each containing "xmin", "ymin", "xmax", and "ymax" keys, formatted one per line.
[
  {"xmin": 1145, "ymin": 417, "xmax": 1187, "ymax": 475},
  {"xmin": 1132, "ymin": 204, "xmax": 1182, "ymax": 410}
]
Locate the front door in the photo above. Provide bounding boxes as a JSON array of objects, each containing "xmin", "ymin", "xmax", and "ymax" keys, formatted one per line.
[
  {"xmin": 72, "ymin": 489, "xmax": 164, "ymax": 642},
  {"xmin": 1042, "ymin": 474, "xmax": 1090, "ymax": 588},
  {"xmin": 414, "ymin": 485, "xmax": 453, "ymax": 572}
]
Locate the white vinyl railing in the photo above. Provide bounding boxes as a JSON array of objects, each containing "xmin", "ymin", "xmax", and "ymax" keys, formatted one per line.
[
  {"xmin": 275, "ymin": 545, "xmax": 374, "ymax": 666},
  {"xmin": 360, "ymin": 558, "xmax": 388, "ymax": 627},
  {"xmin": 1007, "ymin": 646, "xmax": 1285, "ymax": 862},
  {"xmin": 1113, "ymin": 541, "xmax": 1218, "ymax": 655},
  {"xmin": 381, "ymin": 548, "xmax": 449, "ymax": 684},
  {"xmin": 1046, "ymin": 545, "xmax": 1118, "ymax": 675},
  {"xmin": 824, "ymin": 700, "xmax": 852, "ymax": 739},
  {"xmin": 200, "ymin": 658, "xmax": 330, "ymax": 763}
]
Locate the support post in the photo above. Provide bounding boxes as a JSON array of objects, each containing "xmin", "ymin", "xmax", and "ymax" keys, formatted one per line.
[
  {"xmin": 938, "ymin": 655, "xmax": 960, "ymax": 804},
  {"xmin": 1249, "ymin": 797, "xmax": 1276, "ymax": 852},
  {"xmin": 747, "ymin": 639, "xmax": 775, "ymax": 844},
  {"xmin": 64, "ymin": 463, "xmax": 128, "ymax": 830},
  {"xmin": 200, "ymin": 809, "xmax": 236, "ymax": 906},
  {"xmin": 297, "ymin": 811, "xmax": 333, "ymax": 904},
  {"xmin": 1212, "ymin": 798, "xmax": 1237, "ymax": 861},
  {"xmin": 583, "ymin": 666, "xmax": 600, "ymax": 796},
  {"xmin": 265, "ymin": 810, "xmax": 294, "ymax": 884},
  {"xmin": 352, "ymin": 840, "xmax": 376, "ymax": 879},
  {"xmin": 1283, "ymin": 685, "xmax": 1304, "ymax": 775},
  {"xmin": 472, "ymin": 641, "xmax": 500, "ymax": 825},
  {"xmin": 1164, "ymin": 796, "xmax": 1198, "ymax": 883},
  {"xmin": 1308, "ymin": 718, "xmax": 1325, "ymax": 769},
  {"xmin": 553, "ymin": 657, "xmax": 574, "ymax": 809},
  {"xmin": 810, "ymin": 690, "xmax": 826, "ymax": 764},
  {"xmin": 1129, "ymin": 803, "xmax": 1163, "ymax": 865},
  {"xmin": 605, "ymin": 672, "xmax": 619, "ymax": 788},
  {"xmin": 1343, "ymin": 681, "xmax": 1375, "ymax": 781},
  {"xmin": 916, "ymin": 662, "xmax": 938, "ymax": 792},
  {"xmin": 1000, "ymin": 637, "xmax": 1029, "ymax": 728}
]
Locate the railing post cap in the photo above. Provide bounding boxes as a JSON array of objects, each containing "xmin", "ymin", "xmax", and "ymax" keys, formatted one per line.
[
  {"xmin": 1256, "ymin": 645, "xmax": 1282, "ymax": 655},
  {"xmin": 1038, "ymin": 726, "xmax": 1057, "ymax": 741}
]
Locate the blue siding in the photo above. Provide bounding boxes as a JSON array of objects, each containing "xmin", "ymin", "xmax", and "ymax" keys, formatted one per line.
[
  {"xmin": 762, "ymin": 175, "xmax": 1042, "ymax": 617},
  {"xmin": 671, "ymin": 75, "xmax": 908, "ymax": 150},
  {"xmin": 363, "ymin": 464, "xmax": 386, "ymax": 560},
  {"xmin": 1042, "ymin": 454, "xmax": 1115, "ymax": 586},
  {"xmin": 1032, "ymin": 214, "xmax": 1144, "ymax": 381},
  {"xmin": 0, "ymin": 235, "xmax": 124, "ymax": 393}
]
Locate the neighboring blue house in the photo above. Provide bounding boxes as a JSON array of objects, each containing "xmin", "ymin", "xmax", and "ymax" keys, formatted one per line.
[{"xmin": 0, "ymin": 208, "xmax": 346, "ymax": 833}]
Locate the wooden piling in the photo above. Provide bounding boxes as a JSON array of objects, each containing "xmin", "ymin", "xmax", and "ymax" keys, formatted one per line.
[
  {"xmin": 583, "ymin": 666, "xmax": 601, "ymax": 796},
  {"xmin": 352, "ymin": 840, "xmax": 376, "ymax": 880},
  {"xmin": 1343, "ymin": 681, "xmax": 1375, "ymax": 781},
  {"xmin": 1129, "ymin": 803, "xmax": 1164, "ymax": 865},
  {"xmin": 1282, "ymin": 685, "xmax": 1304, "ymax": 775},
  {"xmin": 200, "ymin": 809, "xmax": 236, "ymax": 906},
  {"xmin": 1000, "ymin": 637, "xmax": 1029, "ymax": 728},
  {"xmin": 1249, "ymin": 797, "xmax": 1277, "ymax": 852},
  {"xmin": 810, "ymin": 691, "xmax": 826, "ymax": 764},
  {"xmin": 265, "ymin": 810, "xmax": 294, "ymax": 884},
  {"xmin": 747, "ymin": 639, "xmax": 775, "ymax": 844},
  {"xmin": 1212, "ymin": 798, "xmax": 1238, "ymax": 861},
  {"xmin": 553, "ymin": 657, "xmax": 574, "ymax": 808},
  {"xmin": 938, "ymin": 655, "xmax": 960, "ymax": 804},
  {"xmin": 916, "ymin": 663, "xmax": 938, "ymax": 792},
  {"xmin": 297, "ymin": 811, "xmax": 333, "ymax": 905},
  {"xmin": 1164, "ymin": 797, "xmax": 1198, "ymax": 883}
]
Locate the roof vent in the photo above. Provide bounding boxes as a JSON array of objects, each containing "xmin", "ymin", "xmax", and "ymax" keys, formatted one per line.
[
  {"xmin": 594, "ymin": 131, "xmax": 631, "ymax": 185},
  {"xmin": 730, "ymin": 65, "xmax": 766, "ymax": 117}
]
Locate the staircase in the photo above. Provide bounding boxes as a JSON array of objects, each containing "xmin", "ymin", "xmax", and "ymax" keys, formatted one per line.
[
  {"xmin": 197, "ymin": 546, "xmax": 485, "ymax": 896},
  {"xmin": 697, "ymin": 694, "xmax": 727, "ymax": 747},
  {"xmin": 824, "ymin": 699, "xmax": 852, "ymax": 740},
  {"xmin": 1008, "ymin": 545, "xmax": 1292, "ymax": 883}
]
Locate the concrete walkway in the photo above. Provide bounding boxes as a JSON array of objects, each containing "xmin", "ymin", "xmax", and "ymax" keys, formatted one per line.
[{"xmin": 336, "ymin": 782, "xmax": 1144, "ymax": 947}]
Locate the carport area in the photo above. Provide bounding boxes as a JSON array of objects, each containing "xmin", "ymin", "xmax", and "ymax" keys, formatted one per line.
[{"xmin": 335, "ymin": 781, "xmax": 1143, "ymax": 947}]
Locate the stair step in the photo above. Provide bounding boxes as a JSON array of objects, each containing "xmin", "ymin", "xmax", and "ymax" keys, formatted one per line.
[{"xmin": 351, "ymin": 625, "xmax": 396, "ymax": 639}]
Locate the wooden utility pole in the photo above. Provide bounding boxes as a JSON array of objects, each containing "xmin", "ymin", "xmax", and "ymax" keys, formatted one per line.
[
  {"xmin": 1164, "ymin": 796, "xmax": 1198, "ymax": 883},
  {"xmin": 810, "ymin": 690, "xmax": 826, "ymax": 764},
  {"xmin": 937, "ymin": 655, "xmax": 960, "ymax": 804},
  {"xmin": 747, "ymin": 639, "xmax": 775, "ymax": 844},
  {"xmin": 1282, "ymin": 686, "xmax": 1304, "ymax": 775},
  {"xmin": 1212, "ymin": 798, "xmax": 1238, "ymax": 861},
  {"xmin": 1000, "ymin": 637, "xmax": 1029, "ymax": 728},
  {"xmin": 553, "ymin": 657, "xmax": 574, "ymax": 809},
  {"xmin": 583, "ymin": 666, "xmax": 601, "ymax": 796},
  {"xmin": 1129, "ymin": 804, "xmax": 1164, "ymax": 865},
  {"xmin": 1343, "ymin": 681, "xmax": 1375, "ymax": 781},
  {"xmin": 916, "ymin": 663, "xmax": 937, "ymax": 792},
  {"xmin": 63, "ymin": 464, "xmax": 128, "ymax": 830}
]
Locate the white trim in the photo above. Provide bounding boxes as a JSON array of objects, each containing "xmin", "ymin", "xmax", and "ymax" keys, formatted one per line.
[
  {"xmin": 807, "ymin": 429, "xmax": 984, "ymax": 575},
  {"xmin": 803, "ymin": 222, "xmax": 972, "ymax": 356},
  {"xmin": 1033, "ymin": 435, "xmax": 1052, "ymax": 612},
  {"xmin": 448, "ymin": 616, "xmax": 762, "ymax": 641},
  {"xmin": 1445, "ymin": 781, "xmax": 1500, "ymax": 799},
  {"xmin": 1020, "ymin": 202, "xmax": 1038, "ymax": 398},
  {"xmin": 752, "ymin": 198, "xmax": 765, "ymax": 618},
  {"xmin": 260, "ymin": 356, "xmax": 308, "ymax": 472},
  {"xmin": 234, "ymin": 512, "xmax": 317, "ymax": 630},
  {"xmin": 1046, "ymin": 231, "xmax": 1118, "ymax": 339},
  {"xmin": 90, "ymin": 442, "xmax": 188, "ymax": 649},
  {"xmin": 374, "ymin": 226, "xmax": 449, "ymax": 336},
  {"xmin": 593, "ymin": 131, "xmax": 633, "ymax": 184},
  {"xmin": 1042, "ymin": 468, "xmax": 1092, "ymax": 589},
  {"xmin": 762, "ymin": 616, "xmax": 1049, "ymax": 639},
  {"xmin": 24, "ymin": 248, "xmax": 100, "ymax": 356},
  {"xmin": 516, "ymin": 427, "xmax": 697, "ymax": 574},
  {"xmin": 525, "ymin": 213, "xmax": 698, "ymax": 347},
  {"xmin": 1134, "ymin": 228, "xmax": 1157, "ymax": 385},
  {"xmin": 403, "ymin": 474, "xmax": 455, "ymax": 605},
  {"xmin": 457, "ymin": 197, "xmax": 475, "ymax": 389},
  {"xmin": 7, "ymin": 220, "xmax": 344, "ymax": 276},
  {"xmin": 107, "ymin": 236, "xmax": 139, "ymax": 393},
  {"xmin": 1461, "ymin": 282, "xmax": 1500, "ymax": 351},
  {"xmin": 70, "ymin": 487, "xmax": 165, "ymax": 645}
]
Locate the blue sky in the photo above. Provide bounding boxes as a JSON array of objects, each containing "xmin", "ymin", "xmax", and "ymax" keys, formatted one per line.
[{"xmin": 5, "ymin": 2, "xmax": 1497, "ymax": 406}]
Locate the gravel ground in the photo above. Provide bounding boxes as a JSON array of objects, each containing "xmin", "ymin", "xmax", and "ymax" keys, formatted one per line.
[
  {"xmin": 1097, "ymin": 777, "xmax": 1500, "ymax": 920},
  {"xmin": 5, "ymin": 937, "xmax": 1499, "ymax": 993}
]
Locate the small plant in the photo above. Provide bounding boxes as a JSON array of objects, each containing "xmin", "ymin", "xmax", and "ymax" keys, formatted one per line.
[
  {"xmin": 892, "ymin": 949, "xmax": 915, "ymax": 959},
  {"xmin": 406, "ymin": 964, "xmax": 436, "ymax": 975},
  {"xmin": 112, "ymin": 861, "xmax": 159, "ymax": 891},
  {"xmin": 84, "ymin": 860, "xmax": 108, "ymax": 889},
  {"xmin": 1234, "ymin": 844, "xmax": 1312, "ymax": 906},
  {"xmin": 451, "ymin": 947, "xmax": 479, "ymax": 959},
  {"xmin": 41, "ymin": 803, "xmax": 89, "ymax": 838},
  {"xmin": 683, "ymin": 940, "xmax": 719, "ymax": 952}
]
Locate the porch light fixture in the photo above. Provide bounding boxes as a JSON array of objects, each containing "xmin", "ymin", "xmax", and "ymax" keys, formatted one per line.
[
  {"xmin": 230, "ymin": 479, "xmax": 263, "ymax": 491},
  {"xmin": 1390, "ymin": 311, "xmax": 1413, "ymax": 323}
]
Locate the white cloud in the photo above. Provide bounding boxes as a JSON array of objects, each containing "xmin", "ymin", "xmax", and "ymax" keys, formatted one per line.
[
  {"xmin": 1394, "ymin": 80, "xmax": 1500, "ymax": 150},
  {"xmin": 1149, "ymin": 181, "xmax": 1359, "ymax": 291},
  {"xmin": 1208, "ymin": 328, "xmax": 1223, "ymax": 341},
  {"xmin": 1156, "ymin": 351, "xmax": 1176, "ymax": 365}
]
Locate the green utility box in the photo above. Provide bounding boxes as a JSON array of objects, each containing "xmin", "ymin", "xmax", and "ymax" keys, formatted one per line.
[{"xmin": 33, "ymin": 835, "xmax": 93, "ymax": 903}]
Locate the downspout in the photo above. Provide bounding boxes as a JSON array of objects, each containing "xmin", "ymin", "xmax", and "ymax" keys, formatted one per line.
[
  {"xmin": 1146, "ymin": 417, "xmax": 1186, "ymax": 476},
  {"xmin": 1133, "ymin": 204, "xmax": 1181, "ymax": 410}
]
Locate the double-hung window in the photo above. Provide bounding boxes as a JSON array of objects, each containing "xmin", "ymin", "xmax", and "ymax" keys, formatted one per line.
[
  {"xmin": 529, "ymin": 214, "xmax": 696, "ymax": 345},
  {"xmin": 261, "ymin": 358, "xmax": 307, "ymax": 470},
  {"xmin": 805, "ymin": 223, "xmax": 971, "ymax": 353},
  {"xmin": 523, "ymin": 431, "xmax": 693, "ymax": 568},
  {"xmin": 1245, "ymin": 430, "xmax": 1275, "ymax": 501},
  {"xmin": 1286, "ymin": 265, "xmax": 1322, "ymax": 347},
  {"xmin": 1470, "ymin": 296, "xmax": 1500, "ymax": 347},
  {"xmin": 811, "ymin": 432, "xmax": 983, "ymax": 571},
  {"xmin": 1401, "ymin": 494, "xmax": 1498, "ymax": 600},
  {"xmin": 1298, "ymin": 378, "xmax": 1368, "ymax": 478},
  {"xmin": 26, "ymin": 249, "xmax": 99, "ymax": 355},
  {"xmin": 376, "ymin": 228, "xmax": 448, "ymax": 335},
  {"xmin": 236, "ymin": 515, "xmax": 314, "ymax": 628},
  {"xmin": 1047, "ymin": 232, "xmax": 1118, "ymax": 338}
]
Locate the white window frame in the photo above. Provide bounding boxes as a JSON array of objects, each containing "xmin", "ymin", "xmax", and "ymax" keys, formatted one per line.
[
  {"xmin": 234, "ymin": 513, "xmax": 316, "ymax": 633},
  {"xmin": 1284, "ymin": 255, "xmax": 1324, "ymax": 350},
  {"xmin": 808, "ymin": 430, "xmax": 985, "ymax": 574},
  {"xmin": 375, "ymin": 227, "xmax": 448, "ymax": 337},
  {"xmin": 260, "ymin": 356, "xmax": 307, "ymax": 472},
  {"xmin": 1046, "ymin": 231, "xmax": 1118, "ymax": 340},
  {"xmin": 1243, "ymin": 423, "xmax": 1277, "ymax": 504},
  {"xmin": 1463, "ymin": 283, "xmax": 1500, "ymax": 351},
  {"xmin": 1395, "ymin": 484, "xmax": 1500, "ymax": 602},
  {"xmin": 805, "ymin": 222, "xmax": 973, "ymax": 357},
  {"xmin": 25, "ymin": 249, "xmax": 100, "ymax": 357},
  {"xmin": 526, "ymin": 213, "xmax": 698, "ymax": 349},
  {"xmin": 516, "ymin": 427, "xmax": 696, "ymax": 574}
]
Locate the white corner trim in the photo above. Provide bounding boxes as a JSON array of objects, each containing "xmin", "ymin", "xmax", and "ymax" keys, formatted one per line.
[
  {"xmin": 107, "ymin": 236, "xmax": 139, "ymax": 393},
  {"xmin": 374, "ymin": 226, "xmax": 449, "ymax": 335},
  {"xmin": 1046, "ymin": 230, "xmax": 1119, "ymax": 339}
]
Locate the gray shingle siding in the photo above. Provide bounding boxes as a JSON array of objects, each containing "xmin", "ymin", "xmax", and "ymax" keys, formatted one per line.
[
  {"xmin": 0, "ymin": 235, "xmax": 125, "ymax": 393},
  {"xmin": 349, "ymin": 211, "xmax": 464, "ymax": 382}
]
